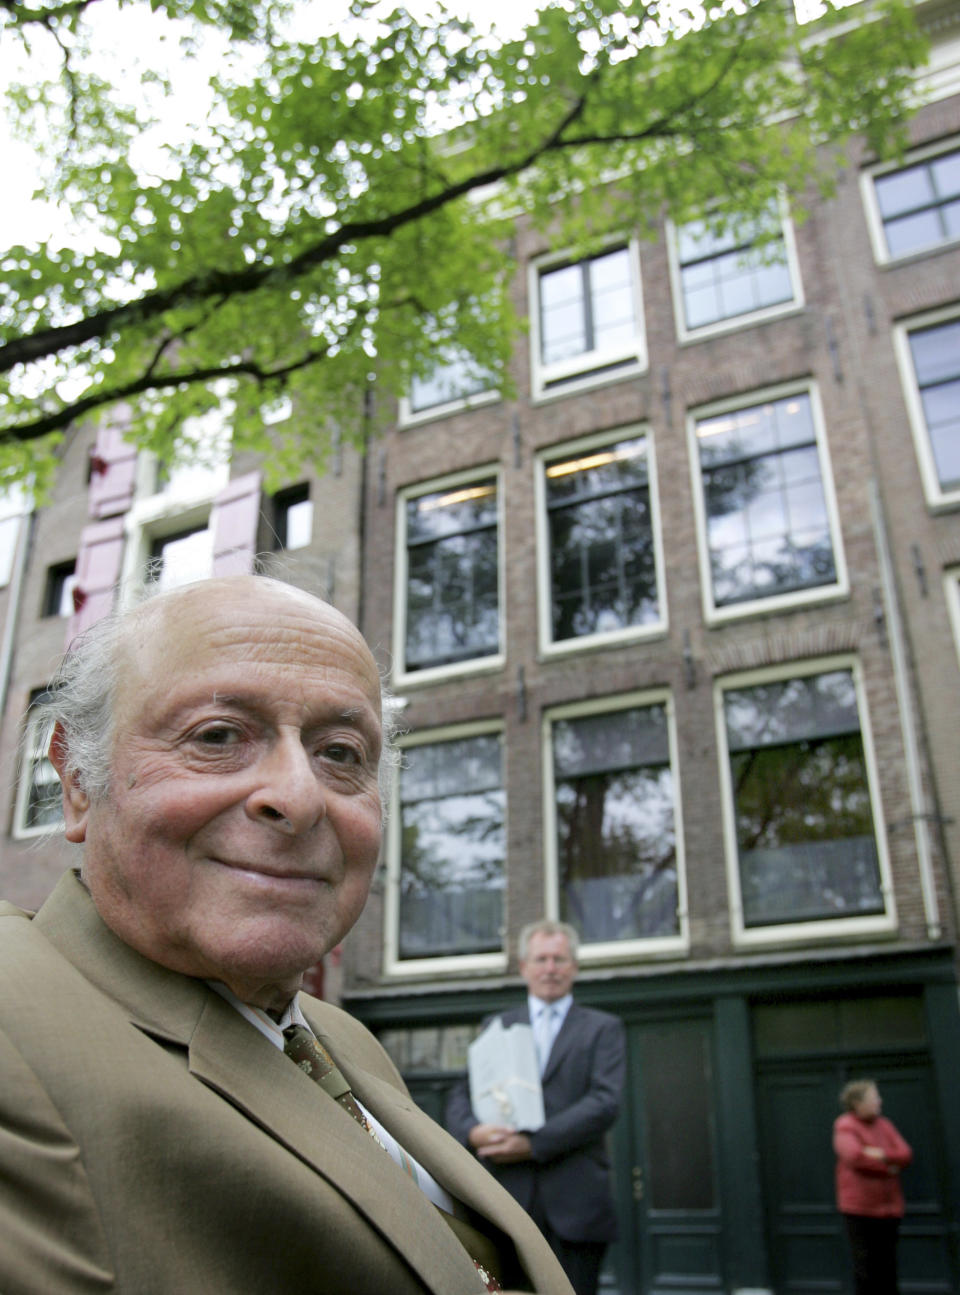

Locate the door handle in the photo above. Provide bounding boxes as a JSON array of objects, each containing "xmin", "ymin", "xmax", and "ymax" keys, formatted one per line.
[{"xmin": 632, "ymin": 1165, "xmax": 644, "ymax": 1201}]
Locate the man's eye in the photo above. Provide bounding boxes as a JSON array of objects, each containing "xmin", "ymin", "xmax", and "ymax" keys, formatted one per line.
[
  {"xmin": 195, "ymin": 726, "xmax": 242, "ymax": 747},
  {"xmin": 323, "ymin": 743, "xmax": 361, "ymax": 765}
]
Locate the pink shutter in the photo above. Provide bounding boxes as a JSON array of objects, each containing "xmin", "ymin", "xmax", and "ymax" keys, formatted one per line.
[
  {"xmin": 88, "ymin": 423, "xmax": 138, "ymax": 519},
  {"xmin": 66, "ymin": 515, "xmax": 126, "ymax": 648},
  {"xmin": 210, "ymin": 470, "xmax": 261, "ymax": 576}
]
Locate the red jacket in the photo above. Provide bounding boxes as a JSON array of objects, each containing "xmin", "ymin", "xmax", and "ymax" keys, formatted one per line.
[{"xmin": 833, "ymin": 1112, "xmax": 913, "ymax": 1217}]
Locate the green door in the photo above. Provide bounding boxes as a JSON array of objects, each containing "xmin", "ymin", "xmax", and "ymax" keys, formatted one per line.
[
  {"xmin": 604, "ymin": 1016, "xmax": 724, "ymax": 1294},
  {"xmin": 756, "ymin": 1057, "xmax": 957, "ymax": 1294}
]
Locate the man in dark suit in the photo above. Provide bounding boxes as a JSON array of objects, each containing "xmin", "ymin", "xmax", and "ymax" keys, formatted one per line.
[{"xmin": 446, "ymin": 921, "xmax": 626, "ymax": 1295}]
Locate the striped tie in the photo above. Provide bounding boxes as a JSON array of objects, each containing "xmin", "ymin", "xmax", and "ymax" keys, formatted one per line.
[{"xmin": 281, "ymin": 1024, "xmax": 503, "ymax": 1291}]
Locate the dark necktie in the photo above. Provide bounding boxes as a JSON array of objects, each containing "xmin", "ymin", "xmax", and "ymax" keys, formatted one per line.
[{"xmin": 281, "ymin": 1024, "xmax": 503, "ymax": 1291}]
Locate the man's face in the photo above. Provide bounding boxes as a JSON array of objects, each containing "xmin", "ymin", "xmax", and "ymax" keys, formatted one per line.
[
  {"xmin": 55, "ymin": 579, "xmax": 384, "ymax": 1009},
  {"xmin": 520, "ymin": 931, "xmax": 578, "ymax": 1003}
]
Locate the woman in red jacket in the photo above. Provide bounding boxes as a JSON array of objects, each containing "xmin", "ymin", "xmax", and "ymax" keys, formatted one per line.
[{"xmin": 833, "ymin": 1079, "xmax": 913, "ymax": 1295}]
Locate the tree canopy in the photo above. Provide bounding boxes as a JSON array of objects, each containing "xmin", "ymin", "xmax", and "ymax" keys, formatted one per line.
[{"xmin": 0, "ymin": 0, "xmax": 927, "ymax": 487}]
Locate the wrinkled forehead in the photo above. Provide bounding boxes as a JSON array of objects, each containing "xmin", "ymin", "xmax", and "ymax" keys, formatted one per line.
[{"xmin": 113, "ymin": 581, "xmax": 382, "ymax": 721}]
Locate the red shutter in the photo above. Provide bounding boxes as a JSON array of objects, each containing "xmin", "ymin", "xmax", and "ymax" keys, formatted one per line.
[
  {"xmin": 67, "ymin": 515, "xmax": 126, "ymax": 648},
  {"xmin": 210, "ymin": 470, "xmax": 261, "ymax": 576},
  {"xmin": 88, "ymin": 422, "xmax": 138, "ymax": 519}
]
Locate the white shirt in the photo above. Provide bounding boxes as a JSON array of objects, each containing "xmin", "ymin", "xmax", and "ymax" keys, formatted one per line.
[{"xmin": 528, "ymin": 993, "xmax": 572, "ymax": 1072}]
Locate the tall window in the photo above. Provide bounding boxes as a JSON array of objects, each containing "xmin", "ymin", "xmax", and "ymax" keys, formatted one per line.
[
  {"xmin": 539, "ymin": 431, "xmax": 663, "ymax": 649},
  {"xmin": 398, "ymin": 474, "xmax": 501, "ymax": 677},
  {"xmin": 897, "ymin": 314, "xmax": 960, "ymax": 504},
  {"xmin": 673, "ymin": 209, "xmax": 798, "ymax": 336},
  {"xmin": 14, "ymin": 693, "xmax": 63, "ymax": 838},
  {"xmin": 148, "ymin": 525, "xmax": 213, "ymax": 590},
  {"xmin": 721, "ymin": 666, "xmax": 887, "ymax": 932},
  {"xmin": 43, "ymin": 560, "xmax": 78, "ymax": 617},
  {"xmin": 532, "ymin": 244, "xmax": 644, "ymax": 396},
  {"xmin": 272, "ymin": 483, "xmax": 313, "ymax": 551},
  {"xmin": 547, "ymin": 696, "xmax": 683, "ymax": 949},
  {"xmin": 408, "ymin": 352, "xmax": 495, "ymax": 418},
  {"xmin": 870, "ymin": 144, "xmax": 960, "ymax": 260},
  {"xmin": 394, "ymin": 728, "xmax": 505, "ymax": 962},
  {"xmin": 692, "ymin": 389, "xmax": 842, "ymax": 616}
]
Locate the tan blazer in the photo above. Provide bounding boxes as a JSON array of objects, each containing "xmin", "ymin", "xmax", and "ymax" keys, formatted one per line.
[{"xmin": 0, "ymin": 871, "xmax": 572, "ymax": 1295}]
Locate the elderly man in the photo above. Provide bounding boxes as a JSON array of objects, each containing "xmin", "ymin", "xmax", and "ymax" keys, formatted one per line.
[
  {"xmin": 446, "ymin": 921, "xmax": 625, "ymax": 1295},
  {"xmin": 0, "ymin": 576, "xmax": 572, "ymax": 1295}
]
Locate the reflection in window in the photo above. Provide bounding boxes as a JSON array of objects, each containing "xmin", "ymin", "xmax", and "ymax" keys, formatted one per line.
[
  {"xmin": 552, "ymin": 702, "xmax": 678, "ymax": 944},
  {"xmin": 544, "ymin": 435, "xmax": 659, "ymax": 642},
  {"xmin": 17, "ymin": 694, "xmax": 63, "ymax": 836},
  {"xmin": 723, "ymin": 669, "xmax": 884, "ymax": 927},
  {"xmin": 149, "ymin": 525, "xmax": 213, "ymax": 590},
  {"xmin": 677, "ymin": 212, "xmax": 794, "ymax": 331},
  {"xmin": 397, "ymin": 732, "xmax": 505, "ymax": 959},
  {"xmin": 696, "ymin": 392, "xmax": 837, "ymax": 608},
  {"xmin": 539, "ymin": 247, "xmax": 637, "ymax": 375},
  {"xmin": 410, "ymin": 352, "xmax": 494, "ymax": 415},
  {"xmin": 874, "ymin": 147, "xmax": 960, "ymax": 259},
  {"xmin": 905, "ymin": 319, "xmax": 960, "ymax": 495},
  {"xmin": 404, "ymin": 479, "xmax": 499, "ymax": 672}
]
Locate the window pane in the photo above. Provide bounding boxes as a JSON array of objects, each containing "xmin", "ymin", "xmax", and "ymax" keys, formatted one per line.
[
  {"xmin": 876, "ymin": 148, "xmax": 960, "ymax": 257},
  {"xmin": 639, "ymin": 1025, "xmax": 716, "ymax": 1210},
  {"xmin": 724, "ymin": 671, "xmax": 884, "ymax": 928},
  {"xmin": 678, "ymin": 211, "xmax": 793, "ymax": 329},
  {"xmin": 553, "ymin": 704, "xmax": 679, "ymax": 944},
  {"xmin": 539, "ymin": 248, "xmax": 635, "ymax": 370},
  {"xmin": 398, "ymin": 734, "xmax": 504, "ymax": 959},
  {"xmin": 410, "ymin": 352, "xmax": 493, "ymax": 413},
  {"xmin": 546, "ymin": 436, "xmax": 659, "ymax": 641},
  {"xmin": 25, "ymin": 754, "xmax": 63, "ymax": 830},
  {"xmin": 908, "ymin": 320, "xmax": 960, "ymax": 492},
  {"xmin": 405, "ymin": 482, "xmax": 499, "ymax": 670},
  {"xmin": 697, "ymin": 394, "xmax": 835, "ymax": 606},
  {"xmin": 150, "ymin": 527, "xmax": 213, "ymax": 590}
]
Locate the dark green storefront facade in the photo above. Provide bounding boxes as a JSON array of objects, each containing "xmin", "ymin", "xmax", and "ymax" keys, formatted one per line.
[{"xmin": 348, "ymin": 947, "xmax": 960, "ymax": 1295}]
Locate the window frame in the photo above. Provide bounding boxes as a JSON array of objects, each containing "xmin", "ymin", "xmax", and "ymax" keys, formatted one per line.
[
  {"xmin": 392, "ymin": 464, "xmax": 505, "ymax": 688},
  {"xmin": 42, "ymin": 559, "xmax": 78, "ymax": 618},
  {"xmin": 861, "ymin": 136, "xmax": 960, "ymax": 265},
  {"xmin": 686, "ymin": 380, "xmax": 849, "ymax": 624},
  {"xmin": 397, "ymin": 352, "xmax": 499, "ymax": 428},
  {"xmin": 271, "ymin": 482, "xmax": 313, "ymax": 552},
  {"xmin": 944, "ymin": 566, "xmax": 960, "ymax": 674},
  {"xmin": 893, "ymin": 303, "xmax": 960, "ymax": 510},
  {"xmin": 715, "ymin": 655, "xmax": 896, "ymax": 949},
  {"xmin": 384, "ymin": 718, "xmax": 509, "ymax": 978},
  {"xmin": 528, "ymin": 238, "xmax": 647, "ymax": 402},
  {"xmin": 535, "ymin": 424, "xmax": 668, "ymax": 656},
  {"xmin": 542, "ymin": 689, "xmax": 689, "ymax": 963},
  {"xmin": 667, "ymin": 200, "xmax": 804, "ymax": 343},
  {"xmin": 13, "ymin": 696, "xmax": 63, "ymax": 840}
]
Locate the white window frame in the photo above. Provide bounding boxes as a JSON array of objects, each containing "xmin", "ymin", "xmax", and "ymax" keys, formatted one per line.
[
  {"xmin": 397, "ymin": 351, "xmax": 499, "ymax": 428},
  {"xmin": 384, "ymin": 718, "xmax": 508, "ymax": 978},
  {"xmin": 667, "ymin": 199, "xmax": 804, "ymax": 343},
  {"xmin": 893, "ymin": 303, "xmax": 960, "ymax": 511},
  {"xmin": 542, "ymin": 689, "xmax": 688, "ymax": 963},
  {"xmin": 535, "ymin": 424, "xmax": 668, "ymax": 657},
  {"xmin": 944, "ymin": 566, "xmax": 960, "ymax": 674},
  {"xmin": 687, "ymin": 379, "xmax": 848, "ymax": 625},
  {"xmin": 528, "ymin": 238, "xmax": 647, "ymax": 402},
  {"xmin": 715, "ymin": 655, "xmax": 896, "ymax": 949},
  {"xmin": 13, "ymin": 704, "xmax": 63, "ymax": 840},
  {"xmin": 862, "ymin": 136, "xmax": 960, "ymax": 266},
  {"xmin": 392, "ymin": 464, "xmax": 505, "ymax": 688}
]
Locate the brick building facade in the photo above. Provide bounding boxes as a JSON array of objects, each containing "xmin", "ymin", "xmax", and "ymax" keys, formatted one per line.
[{"xmin": 1, "ymin": 4, "xmax": 960, "ymax": 1291}]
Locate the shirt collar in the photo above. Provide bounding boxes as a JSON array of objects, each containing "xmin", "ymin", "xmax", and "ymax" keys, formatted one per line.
[
  {"xmin": 207, "ymin": 981, "xmax": 308, "ymax": 1049},
  {"xmin": 528, "ymin": 993, "xmax": 573, "ymax": 1025}
]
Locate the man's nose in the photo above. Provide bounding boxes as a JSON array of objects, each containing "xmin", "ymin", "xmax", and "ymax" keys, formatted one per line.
[{"xmin": 244, "ymin": 735, "xmax": 325, "ymax": 835}]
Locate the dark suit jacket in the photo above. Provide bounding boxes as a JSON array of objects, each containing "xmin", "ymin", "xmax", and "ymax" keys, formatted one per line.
[
  {"xmin": 446, "ymin": 1002, "xmax": 626, "ymax": 1244},
  {"xmin": 0, "ymin": 871, "xmax": 573, "ymax": 1295}
]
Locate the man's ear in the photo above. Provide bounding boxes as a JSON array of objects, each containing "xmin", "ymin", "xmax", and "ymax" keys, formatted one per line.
[{"xmin": 48, "ymin": 722, "xmax": 90, "ymax": 843}]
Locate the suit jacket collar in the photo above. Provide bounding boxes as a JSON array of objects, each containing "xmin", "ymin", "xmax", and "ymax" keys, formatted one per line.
[{"xmin": 30, "ymin": 871, "xmax": 489, "ymax": 1294}]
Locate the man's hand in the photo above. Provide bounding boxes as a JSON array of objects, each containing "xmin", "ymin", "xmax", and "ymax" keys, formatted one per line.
[{"xmin": 469, "ymin": 1125, "xmax": 534, "ymax": 1164}]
